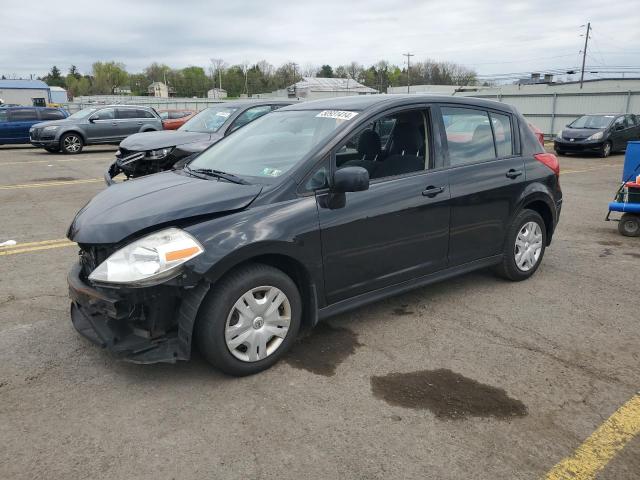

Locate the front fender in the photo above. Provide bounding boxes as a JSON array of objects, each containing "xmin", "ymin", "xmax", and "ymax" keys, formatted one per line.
[{"xmin": 183, "ymin": 195, "xmax": 324, "ymax": 290}]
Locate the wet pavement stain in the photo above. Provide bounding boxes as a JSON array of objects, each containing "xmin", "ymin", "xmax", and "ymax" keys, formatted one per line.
[
  {"xmin": 624, "ymin": 252, "xmax": 640, "ymax": 259},
  {"xmin": 393, "ymin": 304, "xmax": 415, "ymax": 316},
  {"xmin": 371, "ymin": 369, "xmax": 528, "ymax": 420},
  {"xmin": 597, "ymin": 240, "xmax": 622, "ymax": 246},
  {"xmin": 284, "ymin": 322, "xmax": 363, "ymax": 376}
]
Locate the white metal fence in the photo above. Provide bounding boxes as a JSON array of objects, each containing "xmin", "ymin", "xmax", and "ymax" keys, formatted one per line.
[{"xmin": 454, "ymin": 90, "xmax": 640, "ymax": 137}]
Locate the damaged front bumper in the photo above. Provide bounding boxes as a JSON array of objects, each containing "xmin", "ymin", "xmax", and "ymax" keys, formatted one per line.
[{"xmin": 68, "ymin": 262, "xmax": 209, "ymax": 364}]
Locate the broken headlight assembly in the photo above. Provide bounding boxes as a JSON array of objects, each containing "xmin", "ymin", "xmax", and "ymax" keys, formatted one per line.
[
  {"xmin": 145, "ymin": 147, "xmax": 174, "ymax": 160},
  {"xmin": 89, "ymin": 228, "xmax": 203, "ymax": 286}
]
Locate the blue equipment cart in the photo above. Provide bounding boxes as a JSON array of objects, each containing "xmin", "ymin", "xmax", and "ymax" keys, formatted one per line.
[{"xmin": 606, "ymin": 141, "xmax": 640, "ymax": 236}]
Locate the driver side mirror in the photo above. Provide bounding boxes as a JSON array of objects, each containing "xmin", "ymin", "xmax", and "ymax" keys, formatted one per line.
[
  {"xmin": 333, "ymin": 166, "xmax": 369, "ymax": 193},
  {"xmin": 615, "ymin": 123, "xmax": 625, "ymax": 131},
  {"xmin": 88, "ymin": 116, "xmax": 97, "ymax": 123}
]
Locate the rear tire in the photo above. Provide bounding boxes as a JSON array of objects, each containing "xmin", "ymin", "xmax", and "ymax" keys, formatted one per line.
[
  {"xmin": 618, "ymin": 214, "xmax": 640, "ymax": 237},
  {"xmin": 494, "ymin": 209, "xmax": 547, "ymax": 281},
  {"xmin": 195, "ymin": 263, "xmax": 302, "ymax": 376},
  {"xmin": 60, "ymin": 133, "xmax": 83, "ymax": 154}
]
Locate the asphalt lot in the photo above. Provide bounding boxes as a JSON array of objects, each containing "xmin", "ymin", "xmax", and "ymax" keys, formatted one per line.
[{"xmin": 0, "ymin": 144, "xmax": 638, "ymax": 480}]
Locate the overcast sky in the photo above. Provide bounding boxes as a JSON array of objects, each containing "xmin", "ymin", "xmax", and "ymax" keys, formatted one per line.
[{"xmin": 2, "ymin": 0, "xmax": 639, "ymax": 82}]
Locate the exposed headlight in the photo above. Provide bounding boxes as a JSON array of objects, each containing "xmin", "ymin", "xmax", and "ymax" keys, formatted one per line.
[
  {"xmin": 146, "ymin": 147, "xmax": 173, "ymax": 160},
  {"xmin": 88, "ymin": 228, "xmax": 203, "ymax": 286},
  {"xmin": 587, "ymin": 131, "xmax": 604, "ymax": 141},
  {"xmin": 43, "ymin": 125, "xmax": 59, "ymax": 132}
]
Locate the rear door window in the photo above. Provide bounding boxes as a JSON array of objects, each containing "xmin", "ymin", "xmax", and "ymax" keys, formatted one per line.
[
  {"xmin": 0, "ymin": 110, "xmax": 7, "ymax": 122},
  {"xmin": 116, "ymin": 108, "xmax": 137, "ymax": 119},
  {"xmin": 489, "ymin": 112, "xmax": 514, "ymax": 157},
  {"xmin": 8, "ymin": 108, "xmax": 39, "ymax": 121},
  {"xmin": 441, "ymin": 107, "xmax": 496, "ymax": 166},
  {"xmin": 40, "ymin": 109, "xmax": 66, "ymax": 120}
]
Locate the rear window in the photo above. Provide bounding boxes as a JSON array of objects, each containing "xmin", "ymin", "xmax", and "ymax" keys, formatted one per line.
[
  {"xmin": 40, "ymin": 109, "xmax": 66, "ymax": 120},
  {"xmin": 442, "ymin": 107, "xmax": 496, "ymax": 165},
  {"xmin": 8, "ymin": 108, "xmax": 38, "ymax": 121}
]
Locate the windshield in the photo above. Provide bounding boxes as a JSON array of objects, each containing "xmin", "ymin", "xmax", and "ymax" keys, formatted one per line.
[
  {"xmin": 569, "ymin": 115, "xmax": 614, "ymax": 129},
  {"xmin": 188, "ymin": 109, "xmax": 353, "ymax": 181},
  {"xmin": 67, "ymin": 107, "xmax": 98, "ymax": 120},
  {"xmin": 178, "ymin": 106, "xmax": 239, "ymax": 133}
]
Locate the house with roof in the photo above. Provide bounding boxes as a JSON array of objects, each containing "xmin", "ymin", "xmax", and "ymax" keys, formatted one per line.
[{"xmin": 0, "ymin": 79, "xmax": 52, "ymax": 106}]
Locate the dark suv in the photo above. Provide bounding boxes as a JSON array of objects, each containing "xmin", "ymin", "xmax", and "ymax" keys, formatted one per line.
[
  {"xmin": 30, "ymin": 105, "xmax": 162, "ymax": 154},
  {"xmin": 67, "ymin": 95, "xmax": 562, "ymax": 376}
]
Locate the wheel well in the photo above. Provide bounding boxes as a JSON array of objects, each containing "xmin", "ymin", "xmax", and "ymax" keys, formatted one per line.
[
  {"xmin": 60, "ymin": 130, "xmax": 85, "ymax": 143},
  {"xmin": 212, "ymin": 254, "xmax": 318, "ymax": 331},
  {"xmin": 523, "ymin": 200, "xmax": 553, "ymax": 243}
]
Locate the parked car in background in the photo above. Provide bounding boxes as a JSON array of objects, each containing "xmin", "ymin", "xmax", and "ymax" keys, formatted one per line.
[
  {"xmin": 68, "ymin": 95, "xmax": 561, "ymax": 376},
  {"xmin": 30, "ymin": 105, "xmax": 162, "ymax": 154},
  {"xmin": 554, "ymin": 113, "xmax": 640, "ymax": 158},
  {"xmin": 106, "ymin": 100, "xmax": 293, "ymax": 183},
  {"xmin": 529, "ymin": 123, "xmax": 545, "ymax": 146},
  {"xmin": 0, "ymin": 106, "xmax": 68, "ymax": 145},
  {"xmin": 158, "ymin": 110, "xmax": 196, "ymax": 130}
]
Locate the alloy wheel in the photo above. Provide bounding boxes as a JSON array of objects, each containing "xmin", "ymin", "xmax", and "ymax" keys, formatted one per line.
[
  {"xmin": 64, "ymin": 135, "xmax": 81, "ymax": 153},
  {"xmin": 224, "ymin": 286, "xmax": 291, "ymax": 362},
  {"xmin": 514, "ymin": 221, "xmax": 543, "ymax": 272}
]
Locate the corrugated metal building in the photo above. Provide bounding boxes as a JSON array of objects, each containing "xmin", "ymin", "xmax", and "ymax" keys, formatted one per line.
[
  {"xmin": 0, "ymin": 79, "xmax": 51, "ymax": 106},
  {"xmin": 265, "ymin": 77, "xmax": 378, "ymax": 100},
  {"xmin": 388, "ymin": 78, "xmax": 640, "ymax": 135}
]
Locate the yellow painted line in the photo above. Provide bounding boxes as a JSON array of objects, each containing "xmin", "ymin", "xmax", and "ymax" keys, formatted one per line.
[
  {"xmin": 543, "ymin": 393, "xmax": 640, "ymax": 480},
  {"xmin": 0, "ymin": 241, "xmax": 76, "ymax": 256},
  {"xmin": 0, "ymin": 238, "xmax": 71, "ymax": 250},
  {"xmin": 561, "ymin": 164, "xmax": 618, "ymax": 175},
  {"xmin": 0, "ymin": 158, "xmax": 89, "ymax": 166},
  {"xmin": 0, "ymin": 178, "xmax": 102, "ymax": 190}
]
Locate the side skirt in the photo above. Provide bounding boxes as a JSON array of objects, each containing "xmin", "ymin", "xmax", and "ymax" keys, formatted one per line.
[{"xmin": 318, "ymin": 255, "xmax": 503, "ymax": 320}]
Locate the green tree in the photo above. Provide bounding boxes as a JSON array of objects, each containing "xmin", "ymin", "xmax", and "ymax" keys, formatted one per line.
[
  {"xmin": 317, "ymin": 65, "xmax": 334, "ymax": 78},
  {"xmin": 180, "ymin": 66, "xmax": 210, "ymax": 97},
  {"xmin": 43, "ymin": 65, "xmax": 65, "ymax": 87},
  {"xmin": 91, "ymin": 61, "xmax": 128, "ymax": 94},
  {"xmin": 68, "ymin": 65, "xmax": 81, "ymax": 80}
]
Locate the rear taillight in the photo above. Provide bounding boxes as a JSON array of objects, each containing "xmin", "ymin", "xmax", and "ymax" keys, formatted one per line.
[{"xmin": 534, "ymin": 152, "xmax": 560, "ymax": 177}]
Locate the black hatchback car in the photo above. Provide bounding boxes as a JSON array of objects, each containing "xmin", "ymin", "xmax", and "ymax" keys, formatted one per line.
[
  {"xmin": 67, "ymin": 95, "xmax": 562, "ymax": 376},
  {"xmin": 554, "ymin": 113, "xmax": 640, "ymax": 157}
]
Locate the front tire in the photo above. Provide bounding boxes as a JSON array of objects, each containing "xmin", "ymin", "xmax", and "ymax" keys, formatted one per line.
[
  {"xmin": 196, "ymin": 263, "xmax": 302, "ymax": 376},
  {"xmin": 599, "ymin": 141, "xmax": 612, "ymax": 158},
  {"xmin": 618, "ymin": 214, "xmax": 640, "ymax": 237},
  {"xmin": 494, "ymin": 209, "xmax": 547, "ymax": 281},
  {"xmin": 60, "ymin": 133, "xmax": 83, "ymax": 154},
  {"xmin": 554, "ymin": 149, "xmax": 565, "ymax": 156}
]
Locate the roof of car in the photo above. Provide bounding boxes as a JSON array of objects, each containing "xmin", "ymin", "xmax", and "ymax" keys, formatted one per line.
[{"xmin": 281, "ymin": 94, "xmax": 513, "ymax": 112}]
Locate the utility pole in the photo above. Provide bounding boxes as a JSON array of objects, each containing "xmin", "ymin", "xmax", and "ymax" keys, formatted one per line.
[
  {"xmin": 403, "ymin": 52, "xmax": 414, "ymax": 93},
  {"xmin": 579, "ymin": 22, "xmax": 591, "ymax": 89}
]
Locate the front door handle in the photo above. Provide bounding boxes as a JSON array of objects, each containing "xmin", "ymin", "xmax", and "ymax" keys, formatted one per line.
[
  {"xmin": 422, "ymin": 185, "xmax": 445, "ymax": 198},
  {"xmin": 506, "ymin": 169, "xmax": 523, "ymax": 179}
]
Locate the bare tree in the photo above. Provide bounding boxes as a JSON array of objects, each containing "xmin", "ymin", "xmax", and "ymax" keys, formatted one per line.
[
  {"xmin": 209, "ymin": 58, "xmax": 226, "ymax": 89},
  {"xmin": 301, "ymin": 63, "xmax": 318, "ymax": 78}
]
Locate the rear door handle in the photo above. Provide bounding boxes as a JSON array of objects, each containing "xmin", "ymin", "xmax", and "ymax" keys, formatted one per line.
[
  {"xmin": 422, "ymin": 185, "xmax": 445, "ymax": 198},
  {"xmin": 506, "ymin": 169, "xmax": 523, "ymax": 179}
]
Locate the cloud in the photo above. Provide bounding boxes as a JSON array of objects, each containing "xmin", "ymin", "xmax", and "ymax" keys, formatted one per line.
[{"xmin": 1, "ymin": 0, "xmax": 639, "ymax": 79}]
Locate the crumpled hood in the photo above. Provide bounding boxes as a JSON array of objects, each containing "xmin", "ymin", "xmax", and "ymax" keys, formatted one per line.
[
  {"xmin": 561, "ymin": 127, "xmax": 605, "ymax": 139},
  {"xmin": 119, "ymin": 130, "xmax": 213, "ymax": 151},
  {"xmin": 68, "ymin": 171, "xmax": 262, "ymax": 244}
]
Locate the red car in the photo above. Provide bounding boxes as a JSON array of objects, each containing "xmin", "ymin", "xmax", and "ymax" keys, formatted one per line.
[
  {"xmin": 528, "ymin": 123, "xmax": 545, "ymax": 146},
  {"xmin": 158, "ymin": 110, "xmax": 195, "ymax": 130}
]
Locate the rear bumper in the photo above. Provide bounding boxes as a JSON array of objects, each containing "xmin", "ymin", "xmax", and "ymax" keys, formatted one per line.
[{"xmin": 68, "ymin": 262, "xmax": 209, "ymax": 364}]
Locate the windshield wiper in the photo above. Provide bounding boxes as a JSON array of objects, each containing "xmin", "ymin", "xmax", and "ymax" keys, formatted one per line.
[{"xmin": 185, "ymin": 166, "xmax": 249, "ymax": 185}]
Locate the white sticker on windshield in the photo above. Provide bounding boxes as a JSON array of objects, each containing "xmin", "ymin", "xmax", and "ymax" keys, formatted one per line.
[
  {"xmin": 216, "ymin": 111, "xmax": 231, "ymax": 118},
  {"xmin": 316, "ymin": 110, "xmax": 359, "ymax": 120}
]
